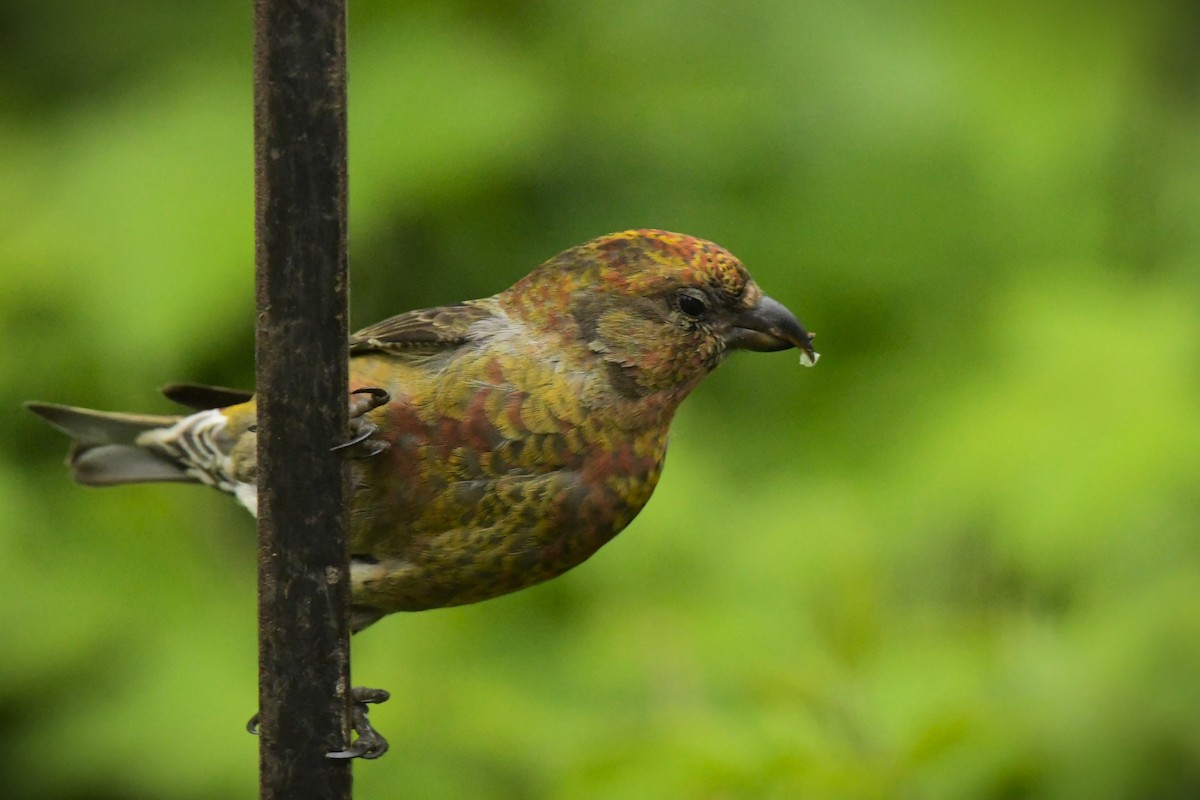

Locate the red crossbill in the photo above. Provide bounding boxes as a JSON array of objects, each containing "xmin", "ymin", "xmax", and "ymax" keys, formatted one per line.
[{"xmin": 28, "ymin": 229, "xmax": 818, "ymax": 754}]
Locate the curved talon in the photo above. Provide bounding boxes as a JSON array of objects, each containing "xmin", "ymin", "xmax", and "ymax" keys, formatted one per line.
[
  {"xmin": 332, "ymin": 421, "xmax": 378, "ymax": 452},
  {"xmin": 352, "ymin": 687, "xmax": 391, "ymax": 705},
  {"xmin": 357, "ymin": 440, "xmax": 391, "ymax": 458},
  {"xmin": 335, "ymin": 387, "xmax": 392, "ymax": 456},
  {"xmin": 247, "ymin": 713, "xmax": 260, "ymax": 735},
  {"xmin": 327, "ymin": 686, "xmax": 391, "ymax": 760},
  {"xmin": 349, "ymin": 387, "xmax": 390, "ymax": 416},
  {"xmin": 352, "ymin": 386, "xmax": 390, "ymax": 400}
]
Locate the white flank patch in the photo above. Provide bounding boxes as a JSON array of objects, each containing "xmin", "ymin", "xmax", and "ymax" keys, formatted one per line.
[
  {"xmin": 234, "ymin": 483, "xmax": 259, "ymax": 517},
  {"xmin": 137, "ymin": 409, "xmax": 245, "ymax": 500}
]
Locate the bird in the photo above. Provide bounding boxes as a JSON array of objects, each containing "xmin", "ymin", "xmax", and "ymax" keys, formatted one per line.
[{"xmin": 26, "ymin": 228, "xmax": 818, "ymax": 756}]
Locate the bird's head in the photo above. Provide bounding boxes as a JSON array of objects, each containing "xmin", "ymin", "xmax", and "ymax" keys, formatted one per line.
[{"xmin": 504, "ymin": 230, "xmax": 817, "ymax": 402}]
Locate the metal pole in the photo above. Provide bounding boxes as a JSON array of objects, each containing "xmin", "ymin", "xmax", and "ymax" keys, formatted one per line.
[{"xmin": 253, "ymin": 0, "xmax": 352, "ymax": 797}]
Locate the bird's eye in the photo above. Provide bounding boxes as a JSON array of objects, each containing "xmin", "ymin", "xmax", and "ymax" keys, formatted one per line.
[{"xmin": 676, "ymin": 290, "xmax": 708, "ymax": 318}]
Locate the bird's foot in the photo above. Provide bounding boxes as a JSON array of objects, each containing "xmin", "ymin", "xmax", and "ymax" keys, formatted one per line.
[
  {"xmin": 326, "ymin": 686, "xmax": 391, "ymax": 760},
  {"xmin": 334, "ymin": 387, "xmax": 391, "ymax": 457},
  {"xmin": 245, "ymin": 686, "xmax": 391, "ymax": 760}
]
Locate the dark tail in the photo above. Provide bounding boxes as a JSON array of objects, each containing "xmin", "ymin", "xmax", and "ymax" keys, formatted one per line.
[{"xmin": 25, "ymin": 402, "xmax": 194, "ymax": 486}]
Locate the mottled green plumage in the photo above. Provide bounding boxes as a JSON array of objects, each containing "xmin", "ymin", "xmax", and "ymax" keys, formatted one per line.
[{"xmin": 28, "ymin": 230, "xmax": 817, "ymax": 631}]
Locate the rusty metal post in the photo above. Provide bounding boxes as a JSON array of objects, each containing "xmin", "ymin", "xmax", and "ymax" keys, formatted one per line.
[{"xmin": 253, "ymin": 0, "xmax": 352, "ymax": 797}]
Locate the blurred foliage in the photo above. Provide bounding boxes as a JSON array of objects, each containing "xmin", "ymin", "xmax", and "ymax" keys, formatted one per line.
[{"xmin": 3, "ymin": 1, "xmax": 1199, "ymax": 798}]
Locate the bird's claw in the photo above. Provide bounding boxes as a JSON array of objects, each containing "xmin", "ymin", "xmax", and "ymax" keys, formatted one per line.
[
  {"xmin": 349, "ymin": 386, "xmax": 390, "ymax": 416},
  {"xmin": 326, "ymin": 687, "xmax": 391, "ymax": 760},
  {"xmin": 246, "ymin": 686, "xmax": 391, "ymax": 760},
  {"xmin": 334, "ymin": 387, "xmax": 391, "ymax": 457}
]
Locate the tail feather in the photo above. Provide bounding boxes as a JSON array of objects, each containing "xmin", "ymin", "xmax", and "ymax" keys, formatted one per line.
[
  {"xmin": 25, "ymin": 402, "xmax": 193, "ymax": 486},
  {"xmin": 161, "ymin": 382, "xmax": 254, "ymax": 411}
]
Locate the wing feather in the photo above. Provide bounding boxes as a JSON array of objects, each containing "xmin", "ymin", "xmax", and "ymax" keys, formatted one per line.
[{"xmin": 349, "ymin": 301, "xmax": 495, "ymax": 356}]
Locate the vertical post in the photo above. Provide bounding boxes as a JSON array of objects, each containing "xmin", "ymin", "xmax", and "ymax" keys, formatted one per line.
[{"xmin": 253, "ymin": 0, "xmax": 352, "ymax": 798}]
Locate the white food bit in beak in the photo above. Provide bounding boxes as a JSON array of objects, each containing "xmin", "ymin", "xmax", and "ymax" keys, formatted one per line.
[{"xmin": 799, "ymin": 350, "xmax": 820, "ymax": 368}]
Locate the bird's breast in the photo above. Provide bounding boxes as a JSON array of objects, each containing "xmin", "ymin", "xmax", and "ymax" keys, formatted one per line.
[{"xmin": 345, "ymin": 352, "xmax": 671, "ymax": 610}]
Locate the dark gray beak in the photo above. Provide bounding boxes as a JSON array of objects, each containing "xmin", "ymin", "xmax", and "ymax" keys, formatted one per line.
[{"xmin": 726, "ymin": 295, "xmax": 819, "ymax": 367}]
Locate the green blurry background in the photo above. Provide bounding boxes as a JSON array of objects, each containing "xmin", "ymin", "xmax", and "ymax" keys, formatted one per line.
[{"xmin": 3, "ymin": 1, "xmax": 1199, "ymax": 798}]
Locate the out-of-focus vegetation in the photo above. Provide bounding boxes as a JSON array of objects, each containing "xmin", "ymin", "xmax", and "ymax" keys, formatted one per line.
[{"xmin": 3, "ymin": 1, "xmax": 1199, "ymax": 798}]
